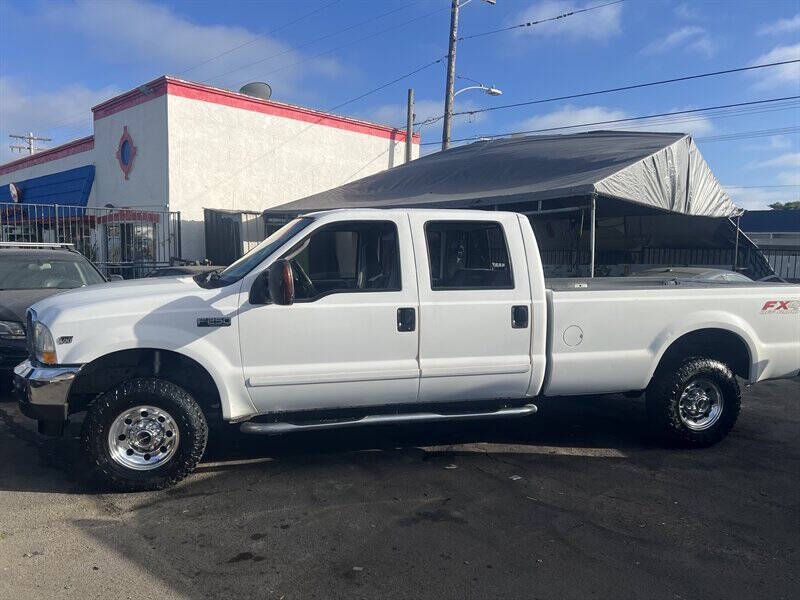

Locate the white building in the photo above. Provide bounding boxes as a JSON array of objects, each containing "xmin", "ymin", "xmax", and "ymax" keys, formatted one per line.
[{"xmin": 1, "ymin": 76, "xmax": 419, "ymax": 264}]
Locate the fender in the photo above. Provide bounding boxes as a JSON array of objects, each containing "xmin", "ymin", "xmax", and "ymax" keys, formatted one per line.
[
  {"xmin": 61, "ymin": 326, "xmax": 256, "ymax": 421},
  {"xmin": 645, "ymin": 310, "xmax": 761, "ymax": 386}
]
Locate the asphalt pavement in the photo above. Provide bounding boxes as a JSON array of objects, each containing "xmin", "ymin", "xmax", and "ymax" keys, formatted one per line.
[{"xmin": 1, "ymin": 380, "xmax": 798, "ymax": 600}]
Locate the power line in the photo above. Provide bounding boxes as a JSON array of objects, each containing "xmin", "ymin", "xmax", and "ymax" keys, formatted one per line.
[
  {"xmin": 202, "ymin": 2, "xmax": 445, "ymax": 85},
  {"xmin": 420, "ymin": 96, "xmax": 800, "ymax": 145},
  {"xmin": 458, "ymin": 0, "xmax": 626, "ymax": 41},
  {"xmin": 9, "ymin": 132, "xmax": 51, "ymax": 155},
  {"xmin": 695, "ymin": 126, "xmax": 800, "ymax": 142},
  {"xmin": 178, "ymin": 0, "xmax": 342, "ymax": 76},
  {"xmin": 434, "ymin": 102, "xmax": 800, "ymax": 145},
  {"xmin": 328, "ymin": 56, "xmax": 446, "ymax": 112},
  {"xmin": 414, "ymin": 59, "xmax": 800, "ymax": 126},
  {"xmin": 724, "ymin": 184, "xmax": 800, "ymax": 189}
]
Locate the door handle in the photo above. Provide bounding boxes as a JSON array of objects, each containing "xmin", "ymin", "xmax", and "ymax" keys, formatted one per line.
[
  {"xmin": 397, "ymin": 307, "xmax": 416, "ymax": 332},
  {"xmin": 512, "ymin": 305, "xmax": 529, "ymax": 329}
]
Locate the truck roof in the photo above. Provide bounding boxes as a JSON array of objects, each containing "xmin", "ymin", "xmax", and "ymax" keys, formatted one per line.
[{"xmin": 302, "ymin": 208, "xmax": 519, "ymax": 219}]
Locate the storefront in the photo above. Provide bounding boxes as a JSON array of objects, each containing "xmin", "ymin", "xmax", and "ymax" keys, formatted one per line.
[{"xmin": 0, "ymin": 75, "xmax": 418, "ymax": 269}]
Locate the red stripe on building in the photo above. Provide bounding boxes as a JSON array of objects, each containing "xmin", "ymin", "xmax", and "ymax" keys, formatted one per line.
[
  {"xmin": 91, "ymin": 76, "xmax": 419, "ymax": 144},
  {"xmin": 0, "ymin": 136, "xmax": 95, "ymax": 176}
]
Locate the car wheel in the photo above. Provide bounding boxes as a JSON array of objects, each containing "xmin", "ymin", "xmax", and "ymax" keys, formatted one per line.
[
  {"xmin": 646, "ymin": 357, "xmax": 741, "ymax": 448},
  {"xmin": 81, "ymin": 378, "xmax": 208, "ymax": 491}
]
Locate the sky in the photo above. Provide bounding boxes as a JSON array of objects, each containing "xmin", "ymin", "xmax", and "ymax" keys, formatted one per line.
[{"xmin": 0, "ymin": 0, "xmax": 798, "ymax": 210}]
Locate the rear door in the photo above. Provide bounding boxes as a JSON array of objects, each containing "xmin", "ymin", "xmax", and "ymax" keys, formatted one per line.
[{"xmin": 408, "ymin": 212, "xmax": 533, "ymax": 402}]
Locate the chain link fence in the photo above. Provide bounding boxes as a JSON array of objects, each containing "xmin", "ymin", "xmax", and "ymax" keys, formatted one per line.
[{"xmin": 0, "ymin": 202, "xmax": 181, "ymax": 278}]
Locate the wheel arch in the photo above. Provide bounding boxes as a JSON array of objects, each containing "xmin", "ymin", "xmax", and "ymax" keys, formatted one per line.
[
  {"xmin": 68, "ymin": 348, "xmax": 226, "ymax": 421},
  {"xmin": 647, "ymin": 326, "xmax": 755, "ymax": 387}
]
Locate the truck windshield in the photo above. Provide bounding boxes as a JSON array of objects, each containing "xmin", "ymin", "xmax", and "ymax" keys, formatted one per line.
[{"xmin": 204, "ymin": 217, "xmax": 314, "ymax": 286}]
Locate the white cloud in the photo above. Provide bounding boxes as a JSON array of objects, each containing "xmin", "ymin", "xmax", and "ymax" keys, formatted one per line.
[
  {"xmin": 0, "ymin": 77, "xmax": 121, "ymax": 164},
  {"xmin": 751, "ymin": 152, "xmax": 800, "ymax": 169},
  {"xmin": 517, "ymin": 105, "xmax": 627, "ymax": 132},
  {"xmin": 749, "ymin": 43, "xmax": 800, "ymax": 89},
  {"xmin": 746, "ymin": 152, "xmax": 800, "ymax": 191},
  {"xmin": 42, "ymin": 0, "xmax": 344, "ymax": 95},
  {"xmin": 778, "ymin": 171, "xmax": 800, "ymax": 185},
  {"xmin": 674, "ymin": 3, "xmax": 699, "ymax": 20},
  {"xmin": 757, "ymin": 13, "xmax": 800, "ymax": 35},
  {"xmin": 745, "ymin": 135, "xmax": 794, "ymax": 152},
  {"xmin": 642, "ymin": 26, "xmax": 716, "ymax": 58},
  {"xmin": 509, "ymin": 1, "xmax": 623, "ymax": 41},
  {"xmin": 514, "ymin": 104, "xmax": 713, "ymax": 137},
  {"xmin": 723, "ymin": 186, "xmax": 800, "ymax": 210}
]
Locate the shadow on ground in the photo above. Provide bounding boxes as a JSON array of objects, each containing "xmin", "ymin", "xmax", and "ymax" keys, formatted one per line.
[{"xmin": 1, "ymin": 381, "xmax": 798, "ymax": 600}]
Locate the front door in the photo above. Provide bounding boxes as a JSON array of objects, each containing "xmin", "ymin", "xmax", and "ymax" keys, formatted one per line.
[
  {"xmin": 238, "ymin": 215, "xmax": 420, "ymax": 413},
  {"xmin": 409, "ymin": 213, "xmax": 533, "ymax": 402}
]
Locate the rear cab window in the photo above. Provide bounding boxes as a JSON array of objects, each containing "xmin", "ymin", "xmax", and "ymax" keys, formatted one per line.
[{"xmin": 424, "ymin": 220, "xmax": 513, "ymax": 290}]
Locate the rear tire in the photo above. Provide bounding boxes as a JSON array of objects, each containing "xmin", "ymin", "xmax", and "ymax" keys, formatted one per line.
[
  {"xmin": 646, "ymin": 357, "xmax": 741, "ymax": 448},
  {"xmin": 81, "ymin": 378, "xmax": 208, "ymax": 492}
]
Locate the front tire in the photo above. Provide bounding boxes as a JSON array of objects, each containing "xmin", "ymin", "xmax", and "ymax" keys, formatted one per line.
[
  {"xmin": 81, "ymin": 378, "xmax": 208, "ymax": 492},
  {"xmin": 646, "ymin": 358, "xmax": 741, "ymax": 448}
]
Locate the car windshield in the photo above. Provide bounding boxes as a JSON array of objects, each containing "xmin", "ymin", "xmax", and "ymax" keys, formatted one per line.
[
  {"xmin": 0, "ymin": 254, "xmax": 105, "ymax": 290},
  {"xmin": 211, "ymin": 217, "xmax": 314, "ymax": 285}
]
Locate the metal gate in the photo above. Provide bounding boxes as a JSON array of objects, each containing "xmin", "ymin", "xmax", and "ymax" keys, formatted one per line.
[{"xmin": 0, "ymin": 202, "xmax": 181, "ymax": 278}]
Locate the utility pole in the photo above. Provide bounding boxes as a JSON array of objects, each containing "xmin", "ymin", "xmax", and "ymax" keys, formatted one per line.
[
  {"xmin": 405, "ymin": 88, "xmax": 415, "ymax": 163},
  {"xmin": 441, "ymin": 0, "xmax": 460, "ymax": 152},
  {"xmin": 441, "ymin": 0, "xmax": 495, "ymax": 151},
  {"xmin": 9, "ymin": 132, "xmax": 52, "ymax": 155}
]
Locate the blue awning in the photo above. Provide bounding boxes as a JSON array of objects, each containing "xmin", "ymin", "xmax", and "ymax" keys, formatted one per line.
[{"xmin": 0, "ymin": 165, "xmax": 95, "ymax": 207}]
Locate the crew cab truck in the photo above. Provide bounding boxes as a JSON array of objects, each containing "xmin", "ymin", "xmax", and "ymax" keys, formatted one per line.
[{"xmin": 14, "ymin": 209, "xmax": 800, "ymax": 491}]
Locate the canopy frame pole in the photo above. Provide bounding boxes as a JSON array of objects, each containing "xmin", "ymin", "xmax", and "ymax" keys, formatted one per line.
[
  {"xmin": 589, "ymin": 193, "xmax": 597, "ymax": 278},
  {"xmin": 520, "ymin": 204, "xmax": 591, "ymax": 216},
  {"xmin": 733, "ymin": 215, "xmax": 741, "ymax": 271}
]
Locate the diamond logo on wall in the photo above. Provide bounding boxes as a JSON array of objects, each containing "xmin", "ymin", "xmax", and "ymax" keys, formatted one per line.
[{"xmin": 116, "ymin": 126, "xmax": 137, "ymax": 180}]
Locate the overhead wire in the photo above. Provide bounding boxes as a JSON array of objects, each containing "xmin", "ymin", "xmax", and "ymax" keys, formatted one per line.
[
  {"xmin": 177, "ymin": 0, "xmax": 342, "ymax": 76},
  {"xmin": 419, "ymin": 96, "xmax": 800, "ymax": 145},
  {"xmin": 457, "ymin": 0, "xmax": 626, "ymax": 41},
  {"xmin": 414, "ymin": 59, "xmax": 800, "ymax": 127},
  {"xmin": 202, "ymin": 2, "xmax": 447, "ymax": 85}
]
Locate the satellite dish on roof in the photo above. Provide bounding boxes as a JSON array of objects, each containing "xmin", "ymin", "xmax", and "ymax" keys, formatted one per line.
[{"xmin": 239, "ymin": 82, "xmax": 272, "ymax": 100}]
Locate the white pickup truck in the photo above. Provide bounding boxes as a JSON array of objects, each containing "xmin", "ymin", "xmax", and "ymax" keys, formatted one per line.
[{"xmin": 14, "ymin": 209, "xmax": 800, "ymax": 491}]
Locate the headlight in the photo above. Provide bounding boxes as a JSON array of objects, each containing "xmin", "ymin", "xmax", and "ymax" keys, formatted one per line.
[
  {"xmin": 33, "ymin": 322, "xmax": 57, "ymax": 365},
  {"xmin": 0, "ymin": 320, "xmax": 25, "ymax": 340}
]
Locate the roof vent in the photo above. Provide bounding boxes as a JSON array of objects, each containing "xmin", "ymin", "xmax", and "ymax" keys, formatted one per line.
[{"xmin": 238, "ymin": 82, "xmax": 272, "ymax": 100}]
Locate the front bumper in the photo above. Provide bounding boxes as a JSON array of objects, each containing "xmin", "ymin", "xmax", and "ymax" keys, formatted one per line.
[{"xmin": 14, "ymin": 359, "xmax": 82, "ymax": 422}]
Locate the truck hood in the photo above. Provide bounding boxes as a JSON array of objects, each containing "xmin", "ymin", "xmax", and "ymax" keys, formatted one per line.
[{"xmin": 29, "ymin": 276, "xmax": 226, "ymax": 324}]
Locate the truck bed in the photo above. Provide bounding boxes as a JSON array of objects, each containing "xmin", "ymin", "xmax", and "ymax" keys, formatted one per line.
[{"xmin": 542, "ymin": 278, "xmax": 800, "ymax": 397}]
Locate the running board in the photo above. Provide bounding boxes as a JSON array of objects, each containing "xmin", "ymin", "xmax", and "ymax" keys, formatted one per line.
[{"xmin": 239, "ymin": 403, "xmax": 538, "ymax": 435}]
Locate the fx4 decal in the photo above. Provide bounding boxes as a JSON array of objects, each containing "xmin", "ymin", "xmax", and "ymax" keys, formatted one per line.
[{"xmin": 761, "ymin": 300, "xmax": 800, "ymax": 314}]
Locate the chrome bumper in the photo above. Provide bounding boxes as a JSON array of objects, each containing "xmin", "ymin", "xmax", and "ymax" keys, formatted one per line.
[{"xmin": 14, "ymin": 359, "xmax": 82, "ymax": 421}]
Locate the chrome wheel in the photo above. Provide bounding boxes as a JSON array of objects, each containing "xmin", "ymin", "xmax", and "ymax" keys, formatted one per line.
[
  {"xmin": 107, "ymin": 405, "xmax": 180, "ymax": 471},
  {"xmin": 678, "ymin": 379, "xmax": 724, "ymax": 431}
]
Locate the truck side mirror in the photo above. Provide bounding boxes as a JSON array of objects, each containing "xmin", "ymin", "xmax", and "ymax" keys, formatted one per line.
[{"xmin": 268, "ymin": 259, "xmax": 295, "ymax": 305}]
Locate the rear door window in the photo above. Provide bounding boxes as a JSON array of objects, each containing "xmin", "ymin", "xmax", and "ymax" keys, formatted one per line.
[{"xmin": 425, "ymin": 221, "xmax": 513, "ymax": 290}]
